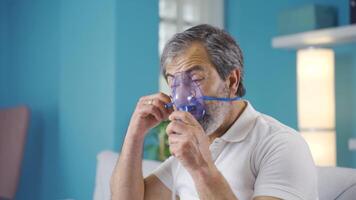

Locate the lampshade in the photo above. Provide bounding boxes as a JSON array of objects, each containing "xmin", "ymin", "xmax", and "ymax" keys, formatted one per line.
[
  {"xmin": 297, "ymin": 48, "xmax": 335, "ymax": 129},
  {"xmin": 297, "ymin": 48, "xmax": 336, "ymax": 166}
]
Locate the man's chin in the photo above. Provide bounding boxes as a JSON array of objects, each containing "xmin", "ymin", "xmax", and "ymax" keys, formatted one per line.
[{"xmin": 199, "ymin": 114, "xmax": 220, "ymax": 136}]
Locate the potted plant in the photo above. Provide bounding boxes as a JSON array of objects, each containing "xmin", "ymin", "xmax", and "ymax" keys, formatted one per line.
[{"xmin": 144, "ymin": 121, "xmax": 171, "ymax": 161}]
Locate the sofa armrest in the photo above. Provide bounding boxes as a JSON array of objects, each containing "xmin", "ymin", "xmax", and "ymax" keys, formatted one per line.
[{"xmin": 93, "ymin": 150, "xmax": 162, "ymax": 200}]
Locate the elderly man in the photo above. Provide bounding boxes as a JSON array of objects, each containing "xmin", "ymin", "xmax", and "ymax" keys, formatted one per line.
[{"xmin": 111, "ymin": 24, "xmax": 317, "ymax": 200}]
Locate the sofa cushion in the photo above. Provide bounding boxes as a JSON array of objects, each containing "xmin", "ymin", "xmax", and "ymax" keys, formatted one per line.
[{"xmin": 317, "ymin": 167, "xmax": 356, "ymax": 200}]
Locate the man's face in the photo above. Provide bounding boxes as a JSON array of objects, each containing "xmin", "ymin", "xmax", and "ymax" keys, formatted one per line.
[{"xmin": 165, "ymin": 42, "xmax": 232, "ymax": 135}]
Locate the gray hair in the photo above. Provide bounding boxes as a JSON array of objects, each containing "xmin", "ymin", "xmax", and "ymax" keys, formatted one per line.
[{"xmin": 160, "ymin": 24, "xmax": 246, "ymax": 97}]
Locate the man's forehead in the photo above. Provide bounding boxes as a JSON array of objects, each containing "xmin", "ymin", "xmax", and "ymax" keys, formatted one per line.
[{"xmin": 165, "ymin": 43, "xmax": 212, "ymax": 75}]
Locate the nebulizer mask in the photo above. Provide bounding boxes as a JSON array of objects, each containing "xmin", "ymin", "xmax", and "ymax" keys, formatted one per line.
[
  {"xmin": 165, "ymin": 71, "xmax": 241, "ymax": 120},
  {"xmin": 165, "ymin": 71, "xmax": 241, "ymax": 200}
]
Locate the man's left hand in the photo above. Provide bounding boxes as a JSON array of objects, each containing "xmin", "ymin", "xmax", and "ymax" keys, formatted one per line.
[{"xmin": 166, "ymin": 111, "xmax": 215, "ymax": 174}]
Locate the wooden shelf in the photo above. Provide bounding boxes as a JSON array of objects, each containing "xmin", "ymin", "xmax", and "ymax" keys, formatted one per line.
[{"xmin": 272, "ymin": 24, "xmax": 356, "ymax": 49}]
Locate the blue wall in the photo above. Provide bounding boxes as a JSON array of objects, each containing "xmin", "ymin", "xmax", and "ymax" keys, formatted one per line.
[
  {"xmin": 0, "ymin": 0, "xmax": 158, "ymax": 199},
  {"xmin": 115, "ymin": 1, "xmax": 159, "ymax": 151},
  {"xmin": 225, "ymin": 0, "xmax": 356, "ymax": 167},
  {"xmin": 0, "ymin": 1, "xmax": 8, "ymax": 103},
  {"xmin": 58, "ymin": 0, "xmax": 117, "ymax": 199},
  {"xmin": 5, "ymin": 1, "xmax": 61, "ymax": 199}
]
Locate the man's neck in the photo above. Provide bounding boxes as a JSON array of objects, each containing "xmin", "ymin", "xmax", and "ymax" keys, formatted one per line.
[{"xmin": 208, "ymin": 100, "xmax": 247, "ymax": 143}]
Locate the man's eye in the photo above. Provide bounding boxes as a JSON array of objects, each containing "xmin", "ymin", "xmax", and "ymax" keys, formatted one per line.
[
  {"xmin": 192, "ymin": 78, "xmax": 204, "ymax": 83},
  {"xmin": 171, "ymin": 83, "xmax": 180, "ymax": 88},
  {"xmin": 192, "ymin": 78, "xmax": 204, "ymax": 85}
]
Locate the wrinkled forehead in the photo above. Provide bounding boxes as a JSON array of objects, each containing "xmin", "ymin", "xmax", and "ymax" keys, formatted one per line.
[{"xmin": 164, "ymin": 43, "xmax": 213, "ymax": 77}]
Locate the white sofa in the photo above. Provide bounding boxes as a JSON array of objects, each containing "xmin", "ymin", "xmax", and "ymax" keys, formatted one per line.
[
  {"xmin": 93, "ymin": 151, "xmax": 162, "ymax": 200},
  {"xmin": 94, "ymin": 151, "xmax": 356, "ymax": 200}
]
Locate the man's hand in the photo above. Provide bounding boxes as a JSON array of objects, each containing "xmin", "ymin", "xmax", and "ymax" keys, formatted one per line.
[
  {"xmin": 166, "ymin": 111, "xmax": 214, "ymax": 174},
  {"xmin": 166, "ymin": 111, "xmax": 239, "ymax": 200},
  {"xmin": 127, "ymin": 92, "xmax": 173, "ymax": 139},
  {"xmin": 111, "ymin": 92, "xmax": 173, "ymax": 200},
  {"xmin": 165, "ymin": 111, "xmax": 282, "ymax": 200}
]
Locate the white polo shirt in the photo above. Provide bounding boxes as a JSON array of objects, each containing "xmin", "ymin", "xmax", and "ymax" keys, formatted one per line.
[{"xmin": 152, "ymin": 101, "xmax": 318, "ymax": 200}]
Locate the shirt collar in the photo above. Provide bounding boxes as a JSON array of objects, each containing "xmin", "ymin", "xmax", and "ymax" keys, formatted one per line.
[{"xmin": 220, "ymin": 100, "xmax": 260, "ymax": 143}]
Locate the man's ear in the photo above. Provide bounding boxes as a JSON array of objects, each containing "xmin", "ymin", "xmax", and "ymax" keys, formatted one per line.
[{"xmin": 226, "ymin": 69, "xmax": 240, "ymax": 97}]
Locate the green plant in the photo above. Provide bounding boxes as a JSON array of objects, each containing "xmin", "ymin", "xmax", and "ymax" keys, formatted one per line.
[{"xmin": 145, "ymin": 121, "xmax": 171, "ymax": 161}]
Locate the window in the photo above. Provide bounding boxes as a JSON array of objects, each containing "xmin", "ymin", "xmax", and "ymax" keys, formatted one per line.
[{"xmin": 158, "ymin": 0, "xmax": 224, "ymax": 94}]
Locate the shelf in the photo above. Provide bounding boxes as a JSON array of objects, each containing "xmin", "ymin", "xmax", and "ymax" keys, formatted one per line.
[{"xmin": 272, "ymin": 24, "xmax": 356, "ymax": 49}]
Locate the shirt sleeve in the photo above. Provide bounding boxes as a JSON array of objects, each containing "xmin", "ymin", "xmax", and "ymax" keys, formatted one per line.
[
  {"xmin": 252, "ymin": 132, "xmax": 318, "ymax": 200},
  {"xmin": 151, "ymin": 156, "xmax": 176, "ymax": 191}
]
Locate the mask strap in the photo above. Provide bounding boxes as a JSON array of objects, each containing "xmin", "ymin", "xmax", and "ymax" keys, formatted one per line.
[
  {"xmin": 202, "ymin": 96, "xmax": 241, "ymax": 102},
  {"xmin": 164, "ymin": 96, "xmax": 241, "ymax": 109},
  {"xmin": 165, "ymin": 102, "xmax": 174, "ymax": 109}
]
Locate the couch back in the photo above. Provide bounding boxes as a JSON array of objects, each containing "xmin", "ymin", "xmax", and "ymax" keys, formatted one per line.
[{"xmin": 94, "ymin": 151, "xmax": 356, "ymax": 200}]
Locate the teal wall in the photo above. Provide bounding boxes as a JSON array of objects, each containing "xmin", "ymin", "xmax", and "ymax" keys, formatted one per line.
[
  {"xmin": 58, "ymin": 0, "xmax": 117, "ymax": 199},
  {"xmin": 115, "ymin": 1, "xmax": 159, "ymax": 151},
  {"xmin": 6, "ymin": 1, "xmax": 61, "ymax": 199},
  {"xmin": 0, "ymin": 1, "xmax": 8, "ymax": 103},
  {"xmin": 334, "ymin": 46, "xmax": 356, "ymax": 167},
  {"xmin": 225, "ymin": 0, "xmax": 356, "ymax": 167},
  {"xmin": 0, "ymin": 0, "xmax": 158, "ymax": 199}
]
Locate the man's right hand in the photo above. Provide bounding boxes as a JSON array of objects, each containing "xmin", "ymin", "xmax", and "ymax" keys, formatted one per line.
[
  {"xmin": 127, "ymin": 92, "xmax": 173, "ymax": 139},
  {"xmin": 111, "ymin": 92, "xmax": 174, "ymax": 200}
]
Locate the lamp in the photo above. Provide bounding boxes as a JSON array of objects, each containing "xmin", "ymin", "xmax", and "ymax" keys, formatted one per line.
[{"xmin": 297, "ymin": 48, "xmax": 336, "ymax": 166}]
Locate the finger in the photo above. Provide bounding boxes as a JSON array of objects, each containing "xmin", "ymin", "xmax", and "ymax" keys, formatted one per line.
[
  {"xmin": 139, "ymin": 98, "xmax": 167, "ymax": 119},
  {"xmin": 168, "ymin": 111, "xmax": 200, "ymax": 127},
  {"xmin": 150, "ymin": 99, "xmax": 172, "ymax": 119},
  {"xmin": 169, "ymin": 111, "xmax": 208, "ymax": 144},
  {"xmin": 153, "ymin": 92, "xmax": 172, "ymax": 104},
  {"xmin": 167, "ymin": 133, "xmax": 184, "ymax": 145},
  {"xmin": 139, "ymin": 97, "xmax": 171, "ymax": 119},
  {"xmin": 166, "ymin": 120, "xmax": 198, "ymax": 141},
  {"xmin": 139, "ymin": 104, "xmax": 163, "ymax": 121},
  {"xmin": 139, "ymin": 93, "xmax": 171, "ymax": 105},
  {"xmin": 141, "ymin": 93, "xmax": 173, "ymax": 115},
  {"xmin": 154, "ymin": 93, "xmax": 174, "ymax": 113},
  {"xmin": 144, "ymin": 92, "xmax": 172, "ymax": 105},
  {"xmin": 166, "ymin": 121, "xmax": 185, "ymax": 136},
  {"xmin": 169, "ymin": 139, "xmax": 199, "ymax": 159}
]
